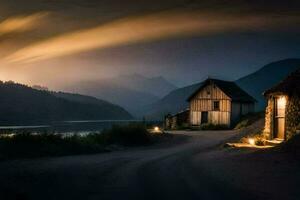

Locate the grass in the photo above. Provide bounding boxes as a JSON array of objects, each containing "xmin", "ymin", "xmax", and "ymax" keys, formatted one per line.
[
  {"xmin": 100, "ymin": 124, "xmax": 153, "ymax": 146},
  {"xmin": 234, "ymin": 112, "xmax": 264, "ymax": 130},
  {"xmin": 198, "ymin": 123, "xmax": 230, "ymax": 130},
  {"xmin": 0, "ymin": 124, "xmax": 161, "ymax": 160}
]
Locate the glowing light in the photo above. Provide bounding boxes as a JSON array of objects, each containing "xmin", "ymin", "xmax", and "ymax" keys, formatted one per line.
[
  {"xmin": 0, "ymin": 12, "xmax": 48, "ymax": 35},
  {"xmin": 277, "ymin": 96, "xmax": 287, "ymax": 109},
  {"xmin": 226, "ymin": 142, "xmax": 273, "ymax": 149},
  {"xmin": 0, "ymin": 133, "xmax": 15, "ymax": 138},
  {"xmin": 154, "ymin": 126, "xmax": 160, "ymax": 132},
  {"xmin": 6, "ymin": 11, "xmax": 300, "ymax": 63},
  {"xmin": 248, "ymin": 138, "xmax": 256, "ymax": 146}
]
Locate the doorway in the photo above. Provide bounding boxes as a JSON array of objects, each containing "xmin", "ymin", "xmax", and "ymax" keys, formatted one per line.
[
  {"xmin": 201, "ymin": 112, "xmax": 208, "ymax": 124},
  {"xmin": 274, "ymin": 96, "xmax": 286, "ymax": 139}
]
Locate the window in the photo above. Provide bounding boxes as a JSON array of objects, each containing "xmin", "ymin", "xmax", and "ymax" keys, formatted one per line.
[{"xmin": 213, "ymin": 101, "xmax": 220, "ymax": 111}]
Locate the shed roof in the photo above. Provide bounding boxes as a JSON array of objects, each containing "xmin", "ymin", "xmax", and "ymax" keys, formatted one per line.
[
  {"xmin": 264, "ymin": 69, "xmax": 300, "ymax": 96},
  {"xmin": 174, "ymin": 109, "xmax": 190, "ymax": 116},
  {"xmin": 187, "ymin": 78, "xmax": 256, "ymax": 103}
]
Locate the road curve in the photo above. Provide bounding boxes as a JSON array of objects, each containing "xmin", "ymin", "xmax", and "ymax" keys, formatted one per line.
[{"xmin": 0, "ymin": 130, "xmax": 256, "ymax": 200}]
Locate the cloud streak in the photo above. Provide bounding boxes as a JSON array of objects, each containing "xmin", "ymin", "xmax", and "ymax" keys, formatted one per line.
[
  {"xmin": 0, "ymin": 12, "xmax": 48, "ymax": 36},
  {"xmin": 5, "ymin": 10, "xmax": 300, "ymax": 63}
]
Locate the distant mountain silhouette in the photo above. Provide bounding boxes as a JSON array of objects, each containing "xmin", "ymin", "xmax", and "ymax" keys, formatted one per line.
[
  {"xmin": 62, "ymin": 74, "xmax": 177, "ymax": 116},
  {"xmin": 143, "ymin": 58, "xmax": 300, "ymax": 120},
  {"xmin": 236, "ymin": 58, "xmax": 300, "ymax": 110},
  {"xmin": 141, "ymin": 82, "xmax": 202, "ymax": 120},
  {"xmin": 0, "ymin": 81, "xmax": 132, "ymax": 125},
  {"xmin": 116, "ymin": 74, "xmax": 177, "ymax": 98}
]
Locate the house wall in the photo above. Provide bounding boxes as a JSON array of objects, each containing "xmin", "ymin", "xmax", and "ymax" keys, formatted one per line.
[
  {"xmin": 285, "ymin": 95, "xmax": 300, "ymax": 139},
  {"xmin": 165, "ymin": 116, "xmax": 178, "ymax": 130},
  {"xmin": 263, "ymin": 98, "xmax": 274, "ymax": 139},
  {"xmin": 231, "ymin": 102, "xmax": 255, "ymax": 125},
  {"xmin": 241, "ymin": 103, "xmax": 255, "ymax": 115},
  {"xmin": 189, "ymin": 84, "xmax": 231, "ymax": 126},
  {"xmin": 171, "ymin": 116, "xmax": 177, "ymax": 130},
  {"xmin": 176, "ymin": 111, "xmax": 190, "ymax": 128},
  {"xmin": 263, "ymin": 94, "xmax": 300, "ymax": 140},
  {"xmin": 231, "ymin": 102, "xmax": 241, "ymax": 124},
  {"xmin": 165, "ymin": 115, "xmax": 172, "ymax": 130}
]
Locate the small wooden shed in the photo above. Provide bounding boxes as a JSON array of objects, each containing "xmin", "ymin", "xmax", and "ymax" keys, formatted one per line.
[
  {"xmin": 165, "ymin": 109, "xmax": 190, "ymax": 130},
  {"xmin": 187, "ymin": 78, "xmax": 256, "ymax": 127},
  {"xmin": 263, "ymin": 69, "xmax": 300, "ymax": 140}
]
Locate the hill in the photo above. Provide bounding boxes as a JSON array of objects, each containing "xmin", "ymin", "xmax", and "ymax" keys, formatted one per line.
[
  {"xmin": 143, "ymin": 58, "xmax": 300, "ymax": 120},
  {"xmin": 115, "ymin": 74, "xmax": 177, "ymax": 98},
  {"xmin": 0, "ymin": 81, "xmax": 132, "ymax": 125},
  {"xmin": 141, "ymin": 82, "xmax": 202, "ymax": 120},
  {"xmin": 62, "ymin": 74, "xmax": 177, "ymax": 116},
  {"xmin": 236, "ymin": 58, "xmax": 300, "ymax": 110}
]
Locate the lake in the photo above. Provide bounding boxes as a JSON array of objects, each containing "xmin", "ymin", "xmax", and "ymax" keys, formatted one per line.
[{"xmin": 0, "ymin": 120, "xmax": 162, "ymax": 136}]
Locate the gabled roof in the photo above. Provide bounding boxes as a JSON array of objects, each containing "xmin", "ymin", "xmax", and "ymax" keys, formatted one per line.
[
  {"xmin": 174, "ymin": 109, "xmax": 190, "ymax": 116},
  {"xmin": 264, "ymin": 69, "xmax": 300, "ymax": 96},
  {"xmin": 187, "ymin": 78, "xmax": 256, "ymax": 103}
]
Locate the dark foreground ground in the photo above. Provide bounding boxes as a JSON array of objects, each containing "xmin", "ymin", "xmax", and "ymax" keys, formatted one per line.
[{"xmin": 0, "ymin": 128, "xmax": 300, "ymax": 200}]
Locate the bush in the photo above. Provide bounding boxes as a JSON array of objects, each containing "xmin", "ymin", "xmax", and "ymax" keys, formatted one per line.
[
  {"xmin": 240, "ymin": 132, "xmax": 266, "ymax": 146},
  {"xmin": 176, "ymin": 123, "xmax": 190, "ymax": 130},
  {"xmin": 0, "ymin": 132, "xmax": 106, "ymax": 159},
  {"xmin": 101, "ymin": 124, "xmax": 152, "ymax": 146},
  {"xmin": 255, "ymin": 136, "xmax": 265, "ymax": 146},
  {"xmin": 0, "ymin": 124, "xmax": 154, "ymax": 160},
  {"xmin": 199, "ymin": 123, "xmax": 229, "ymax": 130}
]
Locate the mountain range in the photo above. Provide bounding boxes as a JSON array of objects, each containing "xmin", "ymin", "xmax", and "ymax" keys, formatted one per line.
[
  {"xmin": 0, "ymin": 81, "xmax": 132, "ymax": 125},
  {"xmin": 62, "ymin": 74, "xmax": 177, "ymax": 116},
  {"xmin": 1, "ymin": 58, "xmax": 299, "ymax": 124},
  {"xmin": 142, "ymin": 58, "xmax": 300, "ymax": 120}
]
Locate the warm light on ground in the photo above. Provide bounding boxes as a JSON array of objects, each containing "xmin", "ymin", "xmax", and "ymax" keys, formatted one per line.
[
  {"xmin": 149, "ymin": 126, "xmax": 162, "ymax": 134},
  {"xmin": 248, "ymin": 138, "xmax": 256, "ymax": 146},
  {"xmin": 225, "ymin": 135, "xmax": 284, "ymax": 149},
  {"xmin": 226, "ymin": 142, "xmax": 273, "ymax": 149}
]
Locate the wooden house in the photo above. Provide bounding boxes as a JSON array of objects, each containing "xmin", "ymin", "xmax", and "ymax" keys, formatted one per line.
[
  {"xmin": 263, "ymin": 69, "xmax": 300, "ymax": 140},
  {"xmin": 187, "ymin": 78, "xmax": 256, "ymax": 127}
]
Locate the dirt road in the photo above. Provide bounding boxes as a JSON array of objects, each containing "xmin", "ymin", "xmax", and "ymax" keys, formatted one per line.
[{"xmin": 0, "ymin": 130, "xmax": 271, "ymax": 200}]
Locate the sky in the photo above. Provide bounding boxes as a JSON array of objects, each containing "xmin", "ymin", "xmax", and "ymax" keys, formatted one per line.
[{"xmin": 0, "ymin": 0, "xmax": 300, "ymax": 88}]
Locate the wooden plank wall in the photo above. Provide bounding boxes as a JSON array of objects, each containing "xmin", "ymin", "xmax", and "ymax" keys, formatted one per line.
[
  {"xmin": 209, "ymin": 111, "xmax": 230, "ymax": 125},
  {"xmin": 231, "ymin": 102, "xmax": 241, "ymax": 123},
  {"xmin": 190, "ymin": 111, "xmax": 231, "ymax": 125},
  {"xmin": 189, "ymin": 84, "xmax": 231, "ymax": 126},
  {"xmin": 194, "ymin": 84, "xmax": 230, "ymax": 101},
  {"xmin": 190, "ymin": 111, "xmax": 201, "ymax": 125},
  {"xmin": 241, "ymin": 103, "xmax": 255, "ymax": 115},
  {"xmin": 231, "ymin": 102, "xmax": 255, "ymax": 124},
  {"xmin": 190, "ymin": 99, "xmax": 231, "ymax": 112}
]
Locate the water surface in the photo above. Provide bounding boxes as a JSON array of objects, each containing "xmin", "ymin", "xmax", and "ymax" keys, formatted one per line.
[{"xmin": 0, "ymin": 120, "xmax": 162, "ymax": 136}]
